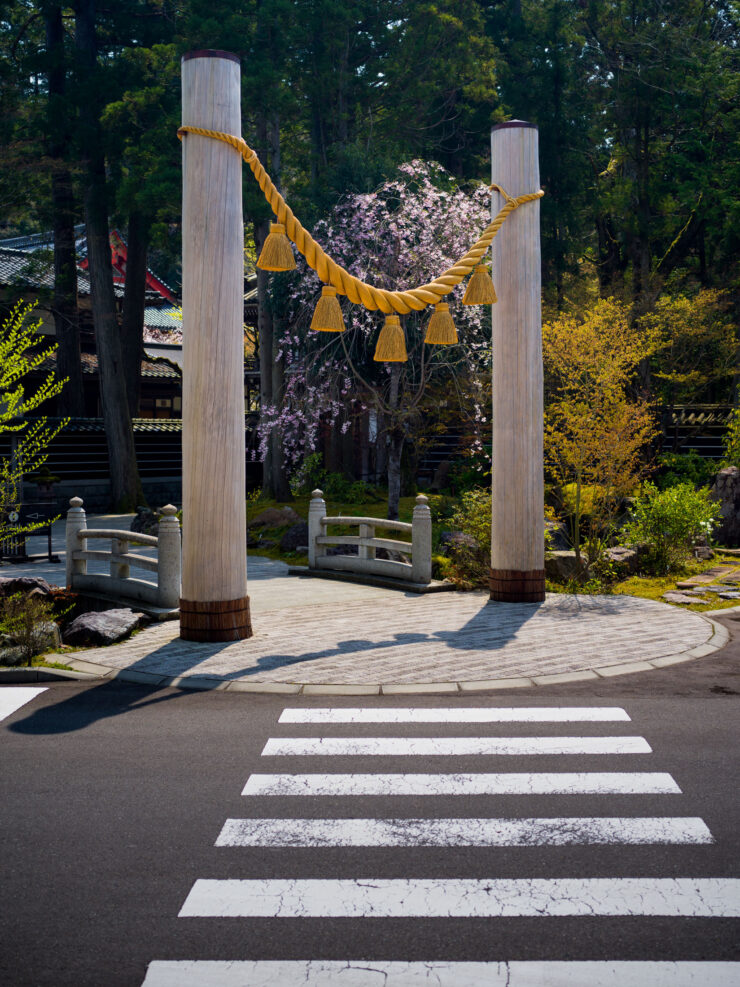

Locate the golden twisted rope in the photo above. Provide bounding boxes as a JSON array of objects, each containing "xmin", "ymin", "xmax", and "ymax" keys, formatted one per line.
[{"xmin": 178, "ymin": 126, "xmax": 544, "ymax": 315}]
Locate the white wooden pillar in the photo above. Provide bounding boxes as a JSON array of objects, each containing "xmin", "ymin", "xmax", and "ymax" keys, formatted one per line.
[
  {"xmin": 489, "ymin": 121, "xmax": 545, "ymax": 603},
  {"xmin": 180, "ymin": 50, "xmax": 251, "ymax": 640}
]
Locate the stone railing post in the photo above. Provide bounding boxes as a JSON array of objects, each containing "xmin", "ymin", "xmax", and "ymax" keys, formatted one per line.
[
  {"xmin": 157, "ymin": 505, "xmax": 181, "ymax": 609},
  {"xmin": 358, "ymin": 522, "xmax": 375, "ymax": 560},
  {"xmin": 65, "ymin": 497, "xmax": 87, "ymax": 589},
  {"xmin": 110, "ymin": 537, "xmax": 130, "ymax": 580},
  {"xmin": 411, "ymin": 494, "xmax": 432, "ymax": 584},
  {"xmin": 308, "ymin": 490, "xmax": 327, "ymax": 569}
]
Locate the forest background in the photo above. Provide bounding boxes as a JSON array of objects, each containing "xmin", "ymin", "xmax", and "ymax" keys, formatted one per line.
[{"xmin": 1, "ymin": 0, "xmax": 738, "ymax": 512}]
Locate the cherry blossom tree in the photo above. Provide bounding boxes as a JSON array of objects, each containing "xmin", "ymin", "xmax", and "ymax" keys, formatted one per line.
[{"xmin": 259, "ymin": 160, "xmax": 493, "ymax": 518}]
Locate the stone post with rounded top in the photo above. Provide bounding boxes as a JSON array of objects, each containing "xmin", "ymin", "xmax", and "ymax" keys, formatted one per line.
[
  {"xmin": 308, "ymin": 490, "xmax": 327, "ymax": 569},
  {"xmin": 157, "ymin": 505, "xmax": 182, "ymax": 609},
  {"xmin": 65, "ymin": 497, "xmax": 86, "ymax": 589},
  {"xmin": 412, "ymin": 494, "xmax": 432, "ymax": 584}
]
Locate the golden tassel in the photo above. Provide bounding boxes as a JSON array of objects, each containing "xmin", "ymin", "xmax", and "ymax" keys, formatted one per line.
[
  {"xmin": 373, "ymin": 314, "xmax": 407, "ymax": 362},
  {"xmin": 310, "ymin": 285, "xmax": 346, "ymax": 332},
  {"xmin": 462, "ymin": 264, "xmax": 497, "ymax": 305},
  {"xmin": 257, "ymin": 222, "xmax": 296, "ymax": 271},
  {"xmin": 424, "ymin": 302, "xmax": 458, "ymax": 345}
]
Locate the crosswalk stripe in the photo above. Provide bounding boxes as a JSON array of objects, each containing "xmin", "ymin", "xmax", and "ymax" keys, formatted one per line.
[
  {"xmin": 261, "ymin": 736, "xmax": 652, "ymax": 756},
  {"xmin": 0, "ymin": 687, "xmax": 47, "ymax": 724},
  {"xmin": 279, "ymin": 707, "xmax": 632, "ymax": 724},
  {"xmin": 242, "ymin": 771, "xmax": 682, "ymax": 796},
  {"xmin": 215, "ymin": 816, "xmax": 714, "ymax": 847},
  {"xmin": 141, "ymin": 960, "xmax": 740, "ymax": 986},
  {"xmin": 179, "ymin": 877, "xmax": 740, "ymax": 918}
]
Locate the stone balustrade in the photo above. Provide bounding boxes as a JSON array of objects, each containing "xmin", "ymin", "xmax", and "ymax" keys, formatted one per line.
[
  {"xmin": 65, "ymin": 497, "xmax": 181, "ymax": 609},
  {"xmin": 307, "ymin": 490, "xmax": 432, "ymax": 585}
]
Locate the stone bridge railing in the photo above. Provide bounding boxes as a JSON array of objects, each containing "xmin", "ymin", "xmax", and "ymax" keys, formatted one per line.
[
  {"xmin": 307, "ymin": 489, "xmax": 432, "ymax": 585},
  {"xmin": 65, "ymin": 497, "xmax": 181, "ymax": 609}
]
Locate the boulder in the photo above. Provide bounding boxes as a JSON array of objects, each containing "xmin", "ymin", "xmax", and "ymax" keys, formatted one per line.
[
  {"xmin": 0, "ymin": 575, "xmax": 55, "ymax": 598},
  {"xmin": 603, "ymin": 545, "xmax": 649, "ymax": 576},
  {"xmin": 545, "ymin": 550, "xmax": 587, "ymax": 583},
  {"xmin": 250, "ymin": 506, "xmax": 302, "ymax": 527},
  {"xmin": 63, "ymin": 609, "xmax": 144, "ymax": 647},
  {"xmin": 279, "ymin": 522, "xmax": 310, "ymax": 552},
  {"xmin": 544, "ymin": 519, "xmax": 570, "ymax": 551},
  {"xmin": 438, "ymin": 531, "xmax": 478, "ymax": 556},
  {"xmin": 130, "ymin": 507, "xmax": 159, "ymax": 536},
  {"xmin": 710, "ymin": 466, "xmax": 740, "ymax": 547},
  {"xmin": 376, "ymin": 548, "xmax": 411, "ymax": 563},
  {"xmin": 326, "ymin": 544, "xmax": 359, "ymax": 557}
]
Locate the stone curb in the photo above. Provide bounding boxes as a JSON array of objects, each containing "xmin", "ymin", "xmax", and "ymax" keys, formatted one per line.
[
  {"xmin": 0, "ymin": 666, "xmax": 99, "ymax": 683},
  {"xmin": 55, "ymin": 613, "xmax": 732, "ymax": 696}
]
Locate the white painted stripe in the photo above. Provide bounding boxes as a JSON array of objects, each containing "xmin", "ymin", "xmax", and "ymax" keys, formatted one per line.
[
  {"xmin": 242, "ymin": 772, "xmax": 682, "ymax": 796},
  {"xmin": 262, "ymin": 736, "xmax": 652, "ymax": 756},
  {"xmin": 279, "ymin": 707, "xmax": 632, "ymax": 723},
  {"xmin": 0, "ymin": 687, "xmax": 47, "ymax": 724},
  {"xmin": 215, "ymin": 816, "xmax": 714, "ymax": 847},
  {"xmin": 179, "ymin": 877, "xmax": 740, "ymax": 917},
  {"xmin": 142, "ymin": 960, "xmax": 740, "ymax": 987}
]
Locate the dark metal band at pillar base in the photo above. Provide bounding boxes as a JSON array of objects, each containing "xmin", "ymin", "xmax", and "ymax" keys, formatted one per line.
[
  {"xmin": 179, "ymin": 596, "xmax": 253, "ymax": 641},
  {"xmin": 489, "ymin": 568, "xmax": 546, "ymax": 603}
]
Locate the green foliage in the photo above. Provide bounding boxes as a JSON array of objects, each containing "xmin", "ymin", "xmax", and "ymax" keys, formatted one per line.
[
  {"xmin": 0, "ymin": 593, "xmax": 57, "ymax": 666},
  {"xmin": 654, "ymin": 452, "xmax": 718, "ymax": 491},
  {"xmin": 289, "ymin": 452, "xmax": 380, "ymax": 504},
  {"xmin": 722, "ymin": 409, "xmax": 740, "ymax": 468},
  {"xmin": 0, "ymin": 303, "xmax": 67, "ymax": 539},
  {"xmin": 444, "ymin": 488, "xmax": 491, "ymax": 590},
  {"xmin": 623, "ymin": 482, "xmax": 720, "ymax": 574}
]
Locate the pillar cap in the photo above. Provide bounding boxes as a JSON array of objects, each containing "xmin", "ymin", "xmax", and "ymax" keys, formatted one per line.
[
  {"xmin": 160, "ymin": 504, "xmax": 178, "ymax": 516},
  {"xmin": 492, "ymin": 120, "xmax": 537, "ymax": 131},
  {"xmin": 182, "ymin": 50, "xmax": 240, "ymax": 64},
  {"xmin": 69, "ymin": 496, "xmax": 83, "ymax": 508}
]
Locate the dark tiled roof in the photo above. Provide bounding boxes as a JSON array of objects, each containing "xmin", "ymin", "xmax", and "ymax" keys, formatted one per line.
[
  {"xmin": 0, "ymin": 247, "xmax": 123, "ymax": 297},
  {"xmin": 39, "ymin": 352, "xmax": 181, "ymax": 379}
]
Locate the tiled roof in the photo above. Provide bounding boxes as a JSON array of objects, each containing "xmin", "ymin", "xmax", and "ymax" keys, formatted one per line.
[
  {"xmin": 45, "ymin": 417, "xmax": 185, "ymax": 434},
  {"xmin": 39, "ymin": 352, "xmax": 181, "ymax": 379},
  {"xmin": 143, "ymin": 304, "xmax": 182, "ymax": 329},
  {"xmin": 0, "ymin": 247, "xmax": 123, "ymax": 297}
]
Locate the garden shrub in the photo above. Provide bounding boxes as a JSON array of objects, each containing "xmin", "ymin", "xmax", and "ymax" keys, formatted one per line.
[
  {"xmin": 654, "ymin": 451, "xmax": 717, "ymax": 490},
  {"xmin": 289, "ymin": 452, "xmax": 380, "ymax": 504},
  {"xmin": 1, "ymin": 592, "xmax": 57, "ymax": 666},
  {"xmin": 444, "ymin": 488, "xmax": 491, "ymax": 589},
  {"xmin": 622, "ymin": 481, "xmax": 720, "ymax": 573},
  {"xmin": 722, "ymin": 408, "xmax": 740, "ymax": 467}
]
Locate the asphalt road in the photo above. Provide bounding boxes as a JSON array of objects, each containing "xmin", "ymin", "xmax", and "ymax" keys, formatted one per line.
[{"xmin": 1, "ymin": 618, "xmax": 738, "ymax": 987}]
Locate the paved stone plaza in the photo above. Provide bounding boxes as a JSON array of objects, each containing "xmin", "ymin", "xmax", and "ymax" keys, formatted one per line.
[{"xmin": 7, "ymin": 516, "xmax": 729, "ymax": 694}]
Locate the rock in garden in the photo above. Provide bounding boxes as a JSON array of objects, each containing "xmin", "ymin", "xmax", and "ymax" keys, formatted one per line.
[
  {"xmin": 438, "ymin": 531, "xmax": 478, "ymax": 556},
  {"xmin": 63, "ymin": 609, "xmax": 144, "ymax": 646},
  {"xmin": 250, "ymin": 507, "xmax": 302, "ymax": 527},
  {"xmin": 130, "ymin": 507, "xmax": 159, "ymax": 536},
  {"xmin": 662, "ymin": 591, "xmax": 705, "ymax": 605},
  {"xmin": 0, "ymin": 575, "xmax": 55, "ymax": 598},
  {"xmin": 544, "ymin": 519, "xmax": 570, "ymax": 551},
  {"xmin": 326, "ymin": 544, "xmax": 359, "ymax": 557},
  {"xmin": 545, "ymin": 550, "xmax": 586, "ymax": 583},
  {"xmin": 710, "ymin": 466, "xmax": 740, "ymax": 547},
  {"xmin": 279, "ymin": 522, "xmax": 309, "ymax": 552},
  {"xmin": 718, "ymin": 591, "xmax": 740, "ymax": 600},
  {"xmin": 376, "ymin": 548, "xmax": 411, "ymax": 563},
  {"xmin": 604, "ymin": 545, "xmax": 644, "ymax": 575}
]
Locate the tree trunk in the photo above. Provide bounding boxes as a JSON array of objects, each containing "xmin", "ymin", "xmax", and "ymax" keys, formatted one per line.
[
  {"xmin": 387, "ymin": 430, "xmax": 403, "ymax": 521},
  {"xmin": 121, "ymin": 210, "xmax": 148, "ymax": 419},
  {"xmin": 45, "ymin": 3, "xmax": 84, "ymax": 418},
  {"xmin": 269, "ymin": 325, "xmax": 292, "ymax": 500},
  {"xmin": 74, "ymin": 0, "xmax": 144, "ymax": 510}
]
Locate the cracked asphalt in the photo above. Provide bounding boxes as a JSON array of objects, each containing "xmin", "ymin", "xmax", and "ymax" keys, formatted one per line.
[{"xmin": 0, "ymin": 615, "xmax": 738, "ymax": 986}]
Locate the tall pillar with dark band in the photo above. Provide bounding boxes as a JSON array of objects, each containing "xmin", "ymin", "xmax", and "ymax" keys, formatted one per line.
[
  {"xmin": 490, "ymin": 121, "xmax": 545, "ymax": 603},
  {"xmin": 180, "ymin": 50, "xmax": 252, "ymax": 640}
]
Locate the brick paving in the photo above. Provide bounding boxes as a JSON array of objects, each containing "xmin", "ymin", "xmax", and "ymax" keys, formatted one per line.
[
  {"xmin": 67, "ymin": 588, "xmax": 727, "ymax": 694},
  {"xmin": 6, "ymin": 517, "xmax": 728, "ymax": 694}
]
